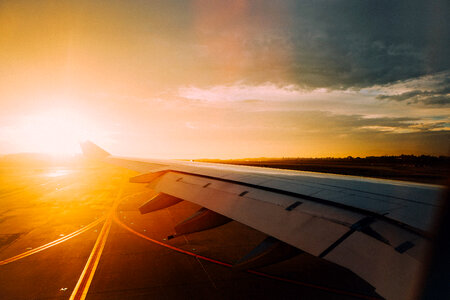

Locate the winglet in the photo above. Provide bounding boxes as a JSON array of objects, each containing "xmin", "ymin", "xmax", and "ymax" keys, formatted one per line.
[{"xmin": 80, "ymin": 141, "xmax": 110, "ymax": 159}]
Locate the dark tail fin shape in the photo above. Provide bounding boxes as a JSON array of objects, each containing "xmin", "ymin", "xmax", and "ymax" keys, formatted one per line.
[{"xmin": 80, "ymin": 141, "xmax": 110, "ymax": 159}]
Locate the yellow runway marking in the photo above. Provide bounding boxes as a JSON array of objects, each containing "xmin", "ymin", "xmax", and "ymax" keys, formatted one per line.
[
  {"xmin": 69, "ymin": 213, "xmax": 113, "ymax": 300},
  {"xmin": 0, "ymin": 217, "xmax": 106, "ymax": 266},
  {"xmin": 70, "ymin": 184, "xmax": 124, "ymax": 300}
]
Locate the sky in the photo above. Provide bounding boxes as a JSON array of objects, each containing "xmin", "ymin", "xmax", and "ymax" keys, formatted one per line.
[{"xmin": 0, "ymin": 0, "xmax": 449, "ymax": 158}]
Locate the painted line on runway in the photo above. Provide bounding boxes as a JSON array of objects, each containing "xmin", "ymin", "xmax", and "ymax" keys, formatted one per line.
[
  {"xmin": 0, "ymin": 216, "xmax": 106, "ymax": 266},
  {"xmin": 113, "ymin": 212, "xmax": 232, "ymax": 266},
  {"xmin": 70, "ymin": 184, "xmax": 124, "ymax": 300},
  {"xmin": 114, "ymin": 212, "xmax": 381, "ymax": 300},
  {"xmin": 69, "ymin": 213, "xmax": 112, "ymax": 300}
]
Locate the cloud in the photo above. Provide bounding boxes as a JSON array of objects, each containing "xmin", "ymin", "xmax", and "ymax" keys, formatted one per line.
[
  {"xmin": 377, "ymin": 90, "xmax": 450, "ymax": 106},
  {"xmin": 1, "ymin": 0, "xmax": 448, "ymax": 92},
  {"xmin": 178, "ymin": 84, "xmax": 307, "ymax": 102},
  {"xmin": 180, "ymin": 0, "xmax": 450, "ymax": 89},
  {"xmin": 141, "ymin": 109, "xmax": 449, "ymax": 157},
  {"xmin": 375, "ymin": 72, "xmax": 450, "ymax": 105}
]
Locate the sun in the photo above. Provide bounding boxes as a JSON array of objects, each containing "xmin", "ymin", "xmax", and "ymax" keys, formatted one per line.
[{"xmin": 17, "ymin": 108, "xmax": 94, "ymax": 156}]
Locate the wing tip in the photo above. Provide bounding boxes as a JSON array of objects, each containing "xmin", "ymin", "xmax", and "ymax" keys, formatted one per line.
[{"xmin": 80, "ymin": 141, "xmax": 110, "ymax": 159}]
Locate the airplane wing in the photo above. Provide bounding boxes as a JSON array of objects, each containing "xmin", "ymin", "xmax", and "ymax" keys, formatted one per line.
[{"xmin": 81, "ymin": 141, "xmax": 445, "ymax": 300}]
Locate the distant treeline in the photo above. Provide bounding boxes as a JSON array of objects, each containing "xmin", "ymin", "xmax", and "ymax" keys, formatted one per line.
[
  {"xmin": 197, "ymin": 155, "xmax": 450, "ymax": 167},
  {"xmin": 338, "ymin": 155, "xmax": 449, "ymax": 166},
  {"xmin": 196, "ymin": 155, "xmax": 449, "ymax": 184}
]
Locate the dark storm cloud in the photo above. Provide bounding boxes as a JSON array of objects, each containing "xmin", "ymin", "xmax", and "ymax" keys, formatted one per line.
[
  {"xmin": 184, "ymin": 0, "xmax": 449, "ymax": 89},
  {"xmin": 273, "ymin": 0, "xmax": 449, "ymax": 88}
]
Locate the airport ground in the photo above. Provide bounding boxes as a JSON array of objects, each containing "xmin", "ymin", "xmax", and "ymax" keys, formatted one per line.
[{"xmin": 0, "ymin": 156, "xmax": 383, "ymax": 299}]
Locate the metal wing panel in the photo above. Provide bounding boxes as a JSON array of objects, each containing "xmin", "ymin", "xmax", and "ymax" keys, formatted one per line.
[
  {"xmin": 324, "ymin": 231, "xmax": 424, "ymax": 300},
  {"xmin": 369, "ymin": 221, "xmax": 426, "ymax": 261},
  {"xmin": 386, "ymin": 204, "xmax": 437, "ymax": 234},
  {"xmin": 294, "ymin": 201, "xmax": 365, "ymax": 226},
  {"xmin": 105, "ymin": 157, "xmax": 170, "ymax": 173}
]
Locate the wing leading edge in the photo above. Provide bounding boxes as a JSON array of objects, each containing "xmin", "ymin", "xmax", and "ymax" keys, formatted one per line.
[{"xmin": 81, "ymin": 141, "xmax": 445, "ymax": 300}]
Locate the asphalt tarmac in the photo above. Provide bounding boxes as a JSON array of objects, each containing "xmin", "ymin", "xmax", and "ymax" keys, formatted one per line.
[{"xmin": 0, "ymin": 159, "xmax": 380, "ymax": 299}]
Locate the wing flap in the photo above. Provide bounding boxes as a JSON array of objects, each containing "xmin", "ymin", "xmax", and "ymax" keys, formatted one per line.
[
  {"xmin": 146, "ymin": 171, "xmax": 352, "ymax": 256},
  {"xmin": 325, "ymin": 231, "xmax": 424, "ymax": 300}
]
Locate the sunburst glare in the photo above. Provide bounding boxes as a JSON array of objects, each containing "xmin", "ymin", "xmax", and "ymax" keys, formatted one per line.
[{"xmin": 15, "ymin": 108, "xmax": 94, "ymax": 156}]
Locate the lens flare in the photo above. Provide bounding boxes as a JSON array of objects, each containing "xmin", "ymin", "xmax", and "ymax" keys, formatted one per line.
[{"xmin": 14, "ymin": 108, "xmax": 94, "ymax": 156}]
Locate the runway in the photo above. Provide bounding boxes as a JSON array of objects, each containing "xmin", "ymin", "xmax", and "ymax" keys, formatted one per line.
[{"xmin": 0, "ymin": 159, "xmax": 380, "ymax": 299}]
